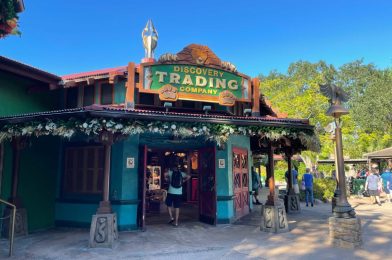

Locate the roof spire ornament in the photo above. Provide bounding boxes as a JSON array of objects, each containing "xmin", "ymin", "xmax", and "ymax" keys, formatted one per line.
[{"xmin": 142, "ymin": 19, "xmax": 158, "ymax": 62}]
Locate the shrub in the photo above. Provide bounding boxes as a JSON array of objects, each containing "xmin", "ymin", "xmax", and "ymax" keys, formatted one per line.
[{"xmin": 300, "ymin": 178, "xmax": 336, "ymax": 202}]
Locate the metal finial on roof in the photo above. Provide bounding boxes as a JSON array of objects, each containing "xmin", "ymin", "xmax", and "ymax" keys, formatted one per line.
[{"xmin": 142, "ymin": 19, "xmax": 158, "ymax": 59}]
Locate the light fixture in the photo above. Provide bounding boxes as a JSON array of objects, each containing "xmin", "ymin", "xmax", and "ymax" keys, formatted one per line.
[
  {"xmin": 243, "ymin": 108, "xmax": 252, "ymax": 117},
  {"xmin": 203, "ymin": 105, "xmax": 211, "ymax": 115},
  {"xmin": 164, "ymin": 102, "xmax": 172, "ymax": 112}
]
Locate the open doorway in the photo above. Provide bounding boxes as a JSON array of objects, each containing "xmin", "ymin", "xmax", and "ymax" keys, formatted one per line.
[{"xmin": 137, "ymin": 145, "xmax": 216, "ymax": 229}]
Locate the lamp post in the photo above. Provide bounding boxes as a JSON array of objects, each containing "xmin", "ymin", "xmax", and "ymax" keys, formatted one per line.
[{"xmin": 321, "ymin": 84, "xmax": 356, "ymax": 218}]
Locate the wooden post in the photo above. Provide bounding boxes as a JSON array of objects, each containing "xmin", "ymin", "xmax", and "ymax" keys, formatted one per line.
[
  {"xmin": 10, "ymin": 137, "xmax": 25, "ymax": 208},
  {"xmin": 251, "ymin": 78, "xmax": 260, "ymax": 117},
  {"xmin": 286, "ymin": 151, "xmax": 294, "ymax": 195},
  {"xmin": 125, "ymin": 62, "xmax": 135, "ymax": 109},
  {"xmin": 97, "ymin": 132, "xmax": 114, "ymax": 214},
  {"xmin": 266, "ymin": 143, "xmax": 276, "ymax": 206}
]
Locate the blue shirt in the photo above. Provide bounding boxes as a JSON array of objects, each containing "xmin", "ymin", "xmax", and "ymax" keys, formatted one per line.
[
  {"xmin": 303, "ymin": 173, "xmax": 313, "ymax": 188},
  {"xmin": 285, "ymin": 169, "xmax": 298, "ymax": 185},
  {"xmin": 381, "ymin": 171, "xmax": 391, "ymax": 187}
]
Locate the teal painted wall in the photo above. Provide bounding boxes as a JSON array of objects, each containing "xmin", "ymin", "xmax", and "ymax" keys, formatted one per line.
[
  {"xmin": 216, "ymin": 135, "xmax": 252, "ymax": 223},
  {"xmin": 54, "ymin": 135, "xmax": 140, "ymax": 230},
  {"xmin": 0, "ymin": 71, "xmax": 60, "ymax": 116},
  {"xmin": 114, "ymin": 80, "xmax": 126, "ymax": 104},
  {"xmin": 1, "ymin": 136, "xmax": 61, "ymax": 231}
]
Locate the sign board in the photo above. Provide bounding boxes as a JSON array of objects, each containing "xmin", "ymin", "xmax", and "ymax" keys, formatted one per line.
[
  {"xmin": 218, "ymin": 159, "xmax": 225, "ymax": 168},
  {"xmin": 139, "ymin": 64, "xmax": 251, "ymax": 106},
  {"xmin": 126, "ymin": 157, "xmax": 135, "ymax": 168}
]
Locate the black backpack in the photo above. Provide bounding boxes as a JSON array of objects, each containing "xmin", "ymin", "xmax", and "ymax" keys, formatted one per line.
[{"xmin": 171, "ymin": 169, "xmax": 183, "ymax": 188}]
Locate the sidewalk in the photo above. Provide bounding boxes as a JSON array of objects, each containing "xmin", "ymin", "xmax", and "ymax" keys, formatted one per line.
[{"xmin": 1, "ymin": 197, "xmax": 391, "ymax": 259}]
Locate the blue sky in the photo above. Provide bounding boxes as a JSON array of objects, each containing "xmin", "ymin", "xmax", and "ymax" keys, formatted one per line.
[{"xmin": 1, "ymin": 0, "xmax": 392, "ymax": 77}]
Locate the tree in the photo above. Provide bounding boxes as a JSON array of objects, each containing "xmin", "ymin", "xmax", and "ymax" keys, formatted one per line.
[{"xmin": 259, "ymin": 60, "xmax": 392, "ymax": 168}]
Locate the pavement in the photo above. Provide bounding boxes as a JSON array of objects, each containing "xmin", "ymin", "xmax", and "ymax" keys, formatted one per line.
[{"xmin": 1, "ymin": 197, "xmax": 392, "ymax": 259}]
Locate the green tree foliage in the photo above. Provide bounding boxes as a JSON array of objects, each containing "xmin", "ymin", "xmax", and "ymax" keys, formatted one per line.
[{"xmin": 259, "ymin": 60, "xmax": 392, "ymax": 166}]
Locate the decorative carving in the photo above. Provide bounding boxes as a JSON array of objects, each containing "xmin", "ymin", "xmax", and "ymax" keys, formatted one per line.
[
  {"xmin": 158, "ymin": 53, "xmax": 178, "ymax": 63},
  {"xmin": 221, "ymin": 61, "xmax": 237, "ymax": 72},
  {"xmin": 142, "ymin": 20, "xmax": 158, "ymax": 59},
  {"xmin": 319, "ymin": 84, "xmax": 349, "ymax": 105},
  {"xmin": 176, "ymin": 44, "xmax": 221, "ymax": 67},
  {"xmin": 219, "ymin": 90, "xmax": 236, "ymax": 106},
  {"xmin": 94, "ymin": 217, "xmax": 107, "ymax": 243},
  {"xmin": 261, "ymin": 205, "xmax": 289, "ymax": 233},
  {"xmin": 278, "ymin": 208, "xmax": 285, "ymax": 228},
  {"xmin": 158, "ymin": 84, "xmax": 178, "ymax": 101},
  {"xmin": 290, "ymin": 196, "xmax": 299, "ymax": 211},
  {"xmin": 89, "ymin": 213, "xmax": 118, "ymax": 248},
  {"xmin": 265, "ymin": 207, "xmax": 272, "ymax": 228}
]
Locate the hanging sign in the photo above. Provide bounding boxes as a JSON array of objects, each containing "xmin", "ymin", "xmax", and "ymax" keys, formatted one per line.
[{"xmin": 139, "ymin": 64, "xmax": 251, "ymax": 106}]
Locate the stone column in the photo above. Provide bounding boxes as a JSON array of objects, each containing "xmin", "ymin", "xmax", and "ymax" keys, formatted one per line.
[
  {"xmin": 2, "ymin": 137, "xmax": 28, "ymax": 238},
  {"xmin": 261, "ymin": 143, "xmax": 289, "ymax": 233},
  {"xmin": 284, "ymin": 150, "xmax": 301, "ymax": 213},
  {"xmin": 89, "ymin": 132, "xmax": 118, "ymax": 248}
]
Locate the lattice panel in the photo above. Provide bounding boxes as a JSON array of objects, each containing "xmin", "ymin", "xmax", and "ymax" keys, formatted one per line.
[
  {"xmin": 242, "ymin": 173, "xmax": 248, "ymax": 188},
  {"xmin": 234, "ymin": 173, "xmax": 241, "ymax": 189}
]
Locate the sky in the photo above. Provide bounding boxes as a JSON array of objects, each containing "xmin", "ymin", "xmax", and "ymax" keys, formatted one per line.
[{"xmin": 1, "ymin": 0, "xmax": 392, "ymax": 78}]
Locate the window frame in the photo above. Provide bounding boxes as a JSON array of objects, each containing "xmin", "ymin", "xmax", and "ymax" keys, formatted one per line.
[
  {"xmin": 100, "ymin": 82, "xmax": 114, "ymax": 105},
  {"xmin": 82, "ymin": 84, "xmax": 95, "ymax": 107},
  {"xmin": 62, "ymin": 144, "xmax": 105, "ymax": 198}
]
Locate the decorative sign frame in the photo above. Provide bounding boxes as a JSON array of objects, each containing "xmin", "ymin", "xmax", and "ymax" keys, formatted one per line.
[{"xmin": 139, "ymin": 63, "xmax": 252, "ymax": 106}]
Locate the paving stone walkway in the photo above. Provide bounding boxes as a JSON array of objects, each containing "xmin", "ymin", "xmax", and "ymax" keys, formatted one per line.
[{"xmin": 1, "ymin": 197, "xmax": 392, "ymax": 259}]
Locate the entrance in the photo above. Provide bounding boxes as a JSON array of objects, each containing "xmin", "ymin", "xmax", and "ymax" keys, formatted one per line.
[
  {"xmin": 233, "ymin": 147, "xmax": 249, "ymax": 219},
  {"xmin": 137, "ymin": 145, "xmax": 216, "ymax": 229}
]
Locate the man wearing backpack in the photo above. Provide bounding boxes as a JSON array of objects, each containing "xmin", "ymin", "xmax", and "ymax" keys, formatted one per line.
[{"xmin": 165, "ymin": 162, "xmax": 190, "ymax": 227}]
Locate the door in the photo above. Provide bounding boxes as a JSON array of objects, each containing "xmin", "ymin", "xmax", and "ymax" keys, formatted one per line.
[
  {"xmin": 137, "ymin": 145, "xmax": 147, "ymax": 230},
  {"xmin": 198, "ymin": 146, "xmax": 216, "ymax": 225},
  {"xmin": 233, "ymin": 147, "xmax": 249, "ymax": 219}
]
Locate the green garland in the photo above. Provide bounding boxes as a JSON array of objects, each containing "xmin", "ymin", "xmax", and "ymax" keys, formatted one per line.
[
  {"xmin": 0, "ymin": 0, "xmax": 19, "ymax": 21},
  {"xmin": 0, "ymin": 0, "xmax": 20, "ymax": 37},
  {"xmin": 0, "ymin": 117, "xmax": 321, "ymax": 152}
]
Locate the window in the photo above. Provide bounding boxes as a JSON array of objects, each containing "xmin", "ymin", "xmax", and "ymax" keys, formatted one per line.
[
  {"xmin": 63, "ymin": 145, "xmax": 104, "ymax": 194},
  {"xmin": 83, "ymin": 85, "xmax": 95, "ymax": 106},
  {"xmin": 65, "ymin": 87, "xmax": 79, "ymax": 108},
  {"xmin": 100, "ymin": 83, "xmax": 113, "ymax": 105}
]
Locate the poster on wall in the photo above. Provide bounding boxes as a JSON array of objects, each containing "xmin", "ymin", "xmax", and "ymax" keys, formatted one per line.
[{"xmin": 147, "ymin": 166, "xmax": 161, "ymax": 190}]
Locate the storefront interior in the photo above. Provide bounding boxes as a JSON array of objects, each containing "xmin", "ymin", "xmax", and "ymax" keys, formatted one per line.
[{"xmin": 143, "ymin": 148, "xmax": 200, "ymax": 225}]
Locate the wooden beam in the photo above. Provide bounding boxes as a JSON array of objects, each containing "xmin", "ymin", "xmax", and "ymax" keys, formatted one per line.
[
  {"xmin": 251, "ymin": 78, "xmax": 260, "ymax": 117},
  {"xmin": 64, "ymin": 80, "xmax": 77, "ymax": 88},
  {"xmin": 125, "ymin": 62, "xmax": 136, "ymax": 109},
  {"xmin": 86, "ymin": 77, "xmax": 95, "ymax": 86}
]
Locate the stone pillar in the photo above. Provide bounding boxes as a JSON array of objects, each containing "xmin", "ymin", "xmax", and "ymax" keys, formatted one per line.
[
  {"xmin": 89, "ymin": 132, "xmax": 118, "ymax": 248},
  {"xmin": 2, "ymin": 137, "xmax": 28, "ymax": 237},
  {"xmin": 329, "ymin": 217, "xmax": 362, "ymax": 248},
  {"xmin": 261, "ymin": 143, "xmax": 289, "ymax": 233},
  {"xmin": 284, "ymin": 151, "xmax": 301, "ymax": 213}
]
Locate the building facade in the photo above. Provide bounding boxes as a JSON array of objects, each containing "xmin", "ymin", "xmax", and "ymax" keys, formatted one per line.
[{"xmin": 0, "ymin": 39, "xmax": 319, "ymax": 238}]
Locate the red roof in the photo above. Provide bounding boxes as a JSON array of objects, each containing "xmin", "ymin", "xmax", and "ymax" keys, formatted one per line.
[{"xmin": 62, "ymin": 66, "xmax": 127, "ymax": 81}]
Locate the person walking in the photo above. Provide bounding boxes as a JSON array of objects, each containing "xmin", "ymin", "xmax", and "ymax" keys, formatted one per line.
[
  {"xmin": 165, "ymin": 161, "xmax": 190, "ymax": 226},
  {"xmin": 381, "ymin": 168, "xmax": 392, "ymax": 203},
  {"xmin": 251, "ymin": 167, "xmax": 262, "ymax": 205},
  {"xmin": 365, "ymin": 168, "xmax": 382, "ymax": 206},
  {"xmin": 302, "ymin": 168, "xmax": 314, "ymax": 207}
]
